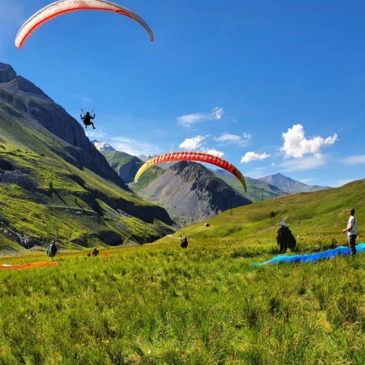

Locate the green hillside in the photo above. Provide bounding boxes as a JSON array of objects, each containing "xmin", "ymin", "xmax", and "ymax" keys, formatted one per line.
[
  {"xmin": 0, "ymin": 109, "xmax": 174, "ymax": 252},
  {"xmin": 102, "ymin": 150, "xmax": 139, "ymax": 168},
  {"xmin": 212, "ymin": 171, "xmax": 284, "ymax": 202},
  {"xmin": 0, "ymin": 161, "xmax": 363, "ymax": 363},
  {"xmin": 131, "ymin": 166, "xmax": 165, "ymax": 193},
  {"xmin": 159, "ymin": 178, "xmax": 365, "ymax": 250}
]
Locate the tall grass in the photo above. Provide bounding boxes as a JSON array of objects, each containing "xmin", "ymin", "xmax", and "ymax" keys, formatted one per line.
[{"xmin": 0, "ymin": 239, "xmax": 365, "ymax": 364}]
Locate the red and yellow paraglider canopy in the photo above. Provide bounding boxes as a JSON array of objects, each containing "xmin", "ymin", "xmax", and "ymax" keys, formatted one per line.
[{"xmin": 134, "ymin": 151, "xmax": 247, "ymax": 191}]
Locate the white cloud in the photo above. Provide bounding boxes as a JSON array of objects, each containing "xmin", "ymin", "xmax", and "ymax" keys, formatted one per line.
[
  {"xmin": 176, "ymin": 107, "xmax": 224, "ymax": 127},
  {"xmin": 179, "ymin": 135, "xmax": 207, "ymax": 150},
  {"xmin": 178, "ymin": 135, "xmax": 224, "ymax": 156},
  {"xmin": 241, "ymin": 151, "xmax": 271, "ymax": 163},
  {"xmin": 341, "ymin": 155, "xmax": 365, "ymax": 164},
  {"xmin": 215, "ymin": 132, "xmax": 251, "ymax": 147},
  {"xmin": 280, "ymin": 124, "xmax": 337, "ymax": 158},
  {"xmin": 86, "ymin": 129, "xmax": 106, "ymax": 140},
  {"xmin": 86, "ymin": 128, "xmax": 161, "ymax": 157},
  {"xmin": 204, "ymin": 148, "xmax": 224, "ymax": 158},
  {"xmin": 111, "ymin": 137, "xmax": 161, "ymax": 156}
]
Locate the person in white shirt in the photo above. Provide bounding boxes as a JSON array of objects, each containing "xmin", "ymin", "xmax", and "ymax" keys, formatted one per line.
[{"xmin": 342, "ymin": 208, "xmax": 358, "ymax": 255}]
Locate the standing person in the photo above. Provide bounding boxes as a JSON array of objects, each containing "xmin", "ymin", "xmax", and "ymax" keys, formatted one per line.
[
  {"xmin": 47, "ymin": 241, "xmax": 58, "ymax": 259},
  {"xmin": 276, "ymin": 222, "xmax": 296, "ymax": 254},
  {"xmin": 80, "ymin": 111, "xmax": 96, "ymax": 129},
  {"xmin": 342, "ymin": 208, "xmax": 358, "ymax": 255}
]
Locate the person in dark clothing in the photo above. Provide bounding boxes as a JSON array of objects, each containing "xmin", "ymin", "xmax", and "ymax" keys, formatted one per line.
[
  {"xmin": 47, "ymin": 241, "xmax": 58, "ymax": 259},
  {"xmin": 80, "ymin": 111, "xmax": 96, "ymax": 129},
  {"xmin": 92, "ymin": 247, "xmax": 99, "ymax": 256},
  {"xmin": 180, "ymin": 237, "xmax": 188, "ymax": 249},
  {"xmin": 276, "ymin": 222, "xmax": 296, "ymax": 253}
]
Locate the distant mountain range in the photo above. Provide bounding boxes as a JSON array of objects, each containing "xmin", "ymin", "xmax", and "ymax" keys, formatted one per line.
[
  {"xmin": 95, "ymin": 142, "xmax": 331, "ymax": 223},
  {"xmin": 94, "ymin": 142, "xmax": 330, "ymax": 196},
  {"xmin": 259, "ymin": 173, "xmax": 331, "ymax": 194}
]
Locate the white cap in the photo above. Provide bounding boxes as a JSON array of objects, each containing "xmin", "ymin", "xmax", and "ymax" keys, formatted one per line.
[{"xmin": 280, "ymin": 221, "xmax": 286, "ymax": 226}]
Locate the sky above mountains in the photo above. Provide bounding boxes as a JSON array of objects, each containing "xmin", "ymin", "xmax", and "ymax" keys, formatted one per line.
[{"xmin": 1, "ymin": 0, "xmax": 365, "ymax": 187}]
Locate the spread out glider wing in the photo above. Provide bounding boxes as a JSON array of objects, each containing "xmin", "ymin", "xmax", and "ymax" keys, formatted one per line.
[
  {"xmin": 252, "ymin": 243, "xmax": 365, "ymax": 266},
  {"xmin": 134, "ymin": 151, "xmax": 247, "ymax": 191},
  {"xmin": 15, "ymin": 0, "xmax": 154, "ymax": 48}
]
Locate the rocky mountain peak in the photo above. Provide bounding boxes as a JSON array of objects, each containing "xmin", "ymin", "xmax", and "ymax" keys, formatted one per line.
[
  {"xmin": 170, "ymin": 160, "xmax": 205, "ymax": 180},
  {"xmin": 140, "ymin": 161, "xmax": 251, "ymax": 223},
  {"xmin": 92, "ymin": 140, "xmax": 115, "ymax": 152},
  {"xmin": 0, "ymin": 63, "xmax": 16, "ymax": 83},
  {"xmin": 0, "ymin": 63, "xmax": 49, "ymax": 99}
]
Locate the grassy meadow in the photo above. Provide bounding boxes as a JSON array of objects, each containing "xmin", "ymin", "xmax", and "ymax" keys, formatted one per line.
[
  {"xmin": 1, "ymin": 179, "xmax": 364, "ymax": 364},
  {"xmin": 1, "ymin": 236, "xmax": 365, "ymax": 364}
]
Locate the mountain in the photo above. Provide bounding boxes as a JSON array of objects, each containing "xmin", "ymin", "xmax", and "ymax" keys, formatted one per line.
[
  {"xmin": 213, "ymin": 169, "xmax": 286, "ymax": 202},
  {"xmin": 92, "ymin": 140, "xmax": 115, "ymax": 152},
  {"xmin": 0, "ymin": 64, "xmax": 128, "ymax": 190},
  {"xmin": 101, "ymin": 150, "xmax": 144, "ymax": 184},
  {"xmin": 0, "ymin": 63, "xmax": 174, "ymax": 251},
  {"xmin": 137, "ymin": 161, "xmax": 252, "ymax": 225},
  {"xmin": 166, "ymin": 178, "xmax": 365, "ymax": 250},
  {"xmin": 138, "ymin": 155, "xmax": 152, "ymax": 162},
  {"xmin": 259, "ymin": 173, "xmax": 331, "ymax": 193}
]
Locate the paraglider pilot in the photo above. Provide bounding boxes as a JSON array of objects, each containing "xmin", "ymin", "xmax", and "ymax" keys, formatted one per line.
[
  {"xmin": 180, "ymin": 237, "xmax": 188, "ymax": 249},
  {"xmin": 276, "ymin": 222, "xmax": 296, "ymax": 253},
  {"xmin": 80, "ymin": 111, "xmax": 96, "ymax": 129},
  {"xmin": 46, "ymin": 241, "xmax": 58, "ymax": 260}
]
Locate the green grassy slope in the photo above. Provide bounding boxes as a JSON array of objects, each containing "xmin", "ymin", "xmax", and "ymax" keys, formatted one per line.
[
  {"xmin": 159, "ymin": 178, "xmax": 365, "ymax": 250},
  {"xmin": 0, "ymin": 110, "xmax": 174, "ymax": 251},
  {"xmin": 0, "ymin": 235, "xmax": 365, "ymax": 364},
  {"xmin": 212, "ymin": 171, "xmax": 285, "ymax": 202},
  {"xmin": 102, "ymin": 150, "xmax": 135, "ymax": 162},
  {"xmin": 131, "ymin": 166, "xmax": 165, "ymax": 193}
]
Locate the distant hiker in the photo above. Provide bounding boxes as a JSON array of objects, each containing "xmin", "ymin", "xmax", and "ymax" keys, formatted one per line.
[
  {"xmin": 47, "ymin": 241, "xmax": 58, "ymax": 259},
  {"xmin": 276, "ymin": 222, "xmax": 296, "ymax": 253},
  {"xmin": 342, "ymin": 208, "xmax": 358, "ymax": 255},
  {"xmin": 180, "ymin": 237, "xmax": 188, "ymax": 249},
  {"xmin": 92, "ymin": 247, "xmax": 99, "ymax": 256},
  {"xmin": 80, "ymin": 111, "xmax": 96, "ymax": 129}
]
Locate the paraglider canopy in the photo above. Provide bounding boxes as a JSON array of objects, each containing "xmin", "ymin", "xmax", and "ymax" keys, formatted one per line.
[
  {"xmin": 15, "ymin": 0, "xmax": 154, "ymax": 49},
  {"xmin": 134, "ymin": 151, "xmax": 247, "ymax": 191}
]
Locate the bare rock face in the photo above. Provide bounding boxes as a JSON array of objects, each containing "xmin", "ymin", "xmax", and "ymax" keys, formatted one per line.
[
  {"xmin": 0, "ymin": 63, "xmax": 17, "ymax": 83},
  {"xmin": 140, "ymin": 161, "xmax": 251, "ymax": 223}
]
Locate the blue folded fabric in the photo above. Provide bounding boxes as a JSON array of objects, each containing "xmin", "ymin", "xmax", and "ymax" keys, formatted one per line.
[{"xmin": 252, "ymin": 243, "xmax": 365, "ymax": 266}]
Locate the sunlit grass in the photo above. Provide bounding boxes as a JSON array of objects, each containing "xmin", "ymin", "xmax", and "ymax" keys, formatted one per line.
[{"xmin": 0, "ymin": 239, "xmax": 365, "ymax": 364}]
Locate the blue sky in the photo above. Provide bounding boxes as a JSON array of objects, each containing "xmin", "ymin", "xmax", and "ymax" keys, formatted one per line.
[{"xmin": 1, "ymin": 0, "xmax": 365, "ymax": 187}]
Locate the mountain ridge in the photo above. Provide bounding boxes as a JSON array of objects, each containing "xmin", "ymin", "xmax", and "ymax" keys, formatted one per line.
[
  {"xmin": 137, "ymin": 161, "xmax": 252, "ymax": 225},
  {"xmin": 259, "ymin": 172, "xmax": 331, "ymax": 193},
  {"xmin": 0, "ymin": 62, "xmax": 175, "ymax": 251}
]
